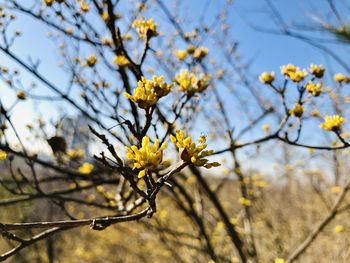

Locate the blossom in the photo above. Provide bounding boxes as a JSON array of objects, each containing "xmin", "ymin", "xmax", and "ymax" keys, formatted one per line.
[
  {"xmin": 113, "ymin": 55, "xmax": 130, "ymax": 67},
  {"xmin": 309, "ymin": 64, "xmax": 325, "ymax": 78},
  {"xmin": 0, "ymin": 150, "xmax": 7, "ymax": 160},
  {"xmin": 305, "ymin": 81, "xmax": 322, "ymax": 96},
  {"xmin": 289, "ymin": 103, "xmax": 304, "ymax": 117},
  {"xmin": 239, "ymin": 197, "xmax": 252, "ymax": 206},
  {"xmin": 85, "ymin": 54, "xmax": 97, "ymax": 67},
  {"xmin": 334, "ymin": 225, "xmax": 344, "ymax": 233},
  {"xmin": 174, "ymin": 50, "xmax": 188, "ymax": 61},
  {"xmin": 193, "ymin": 46, "xmax": 208, "ymax": 60},
  {"xmin": 67, "ymin": 148, "xmax": 85, "ymax": 159},
  {"xmin": 281, "ymin": 64, "xmax": 307, "ymax": 83},
  {"xmin": 175, "ymin": 69, "xmax": 211, "ymax": 96},
  {"xmin": 16, "ymin": 91, "xmax": 26, "ymax": 100},
  {"xmin": 170, "ymin": 130, "xmax": 220, "ymax": 168},
  {"xmin": 78, "ymin": 162, "xmax": 94, "ymax": 174},
  {"xmin": 334, "ymin": 73, "xmax": 350, "ymax": 84},
  {"xmin": 132, "ymin": 18, "xmax": 157, "ymax": 38},
  {"xmin": 275, "ymin": 258, "xmax": 285, "ymax": 263},
  {"xmin": 259, "ymin": 72, "xmax": 275, "ymax": 84},
  {"xmin": 320, "ymin": 115, "xmax": 346, "ymax": 132},
  {"xmin": 44, "ymin": 0, "xmax": 53, "ymax": 6},
  {"xmin": 80, "ymin": 1, "xmax": 89, "ymax": 12},
  {"xmin": 124, "ymin": 75, "xmax": 173, "ymax": 109},
  {"xmin": 125, "ymin": 136, "xmax": 167, "ymax": 178}
]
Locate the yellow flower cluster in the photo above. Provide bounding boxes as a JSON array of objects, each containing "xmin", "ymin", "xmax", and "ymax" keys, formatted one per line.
[
  {"xmin": 78, "ymin": 162, "xmax": 94, "ymax": 174},
  {"xmin": 289, "ymin": 103, "xmax": 304, "ymax": 117},
  {"xmin": 132, "ymin": 18, "xmax": 157, "ymax": 38},
  {"xmin": 67, "ymin": 148, "xmax": 85, "ymax": 159},
  {"xmin": 305, "ymin": 80, "xmax": 322, "ymax": 96},
  {"xmin": 193, "ymin": 46, "xmax": 208, "ymax": 60},
  {"xmin": 174, "ymin": 50, "xmax": 188, "ymax": 61},
  {"xmin": 175, "ymin": 69, "xmax": 211, "ymax": 96},
  {"xmin": 320, "ymin": 115, "xmax": 346, "ymax": 132},
  {"xmin": 125, "ymin": 136, "xmax": 166, "ymax": 178},
  {"xmin": 85, "ymin": 54, "xmax": 97, "ymax": 67},
  {"xmin": 0, "ymin": 150, "xmax": 7, "ymax": 160},
  {"xmin": 309, "ymin": 64, "xmax": 325, "ymax": 78},
  {"xmin": 239, "ymin": 197, "xmax": 252, "ymax": 206},
  {"xmin": 281, "ymin": 64, "xmax": 307, "ymax": 83},
  {"xmin": 80, "ymin": 1, "xmax": 89, "ymax": 12},
  {"xmin": 113, "ymin": 55, "xmax": 130, "ymax": 67},
  {"xmin": 17, "ymin": 91, "xmax": 26, "ymax": 100},
  {"xmin": 124, "ymin": 75, "xmax": 173, "ymax": 109},
  {"xmin": 259, "ymin": 71, "xmax": 275, "ymax": 84},
  {"xmin": 334, "ymin": 73, "xmax": 350, "ymax": 84},
  {"xmin": 170, "ymin": 130, "xmax": 220, "ymax": 168}
]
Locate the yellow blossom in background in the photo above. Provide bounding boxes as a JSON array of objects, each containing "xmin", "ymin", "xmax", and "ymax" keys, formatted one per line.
[
  {"xmin": 275, "ymin": 258, "xmax": 285, "ymax": 263},
  {"xmin": 125, "ymin": 136, "xmax": 166, "ymax": 178},
  {"xmin": 44, "ymin": 0, "xmax": 53, "ymax": 6},
  {"xmin": 309, "ymin": 64, "xmax": 325, "ymax": 78},
  {"xmin": 289, "ymin": 103, "xmax": 304, "ymax": 117},
  {"xmin": 334, "ymin": 73, "xmax": 350, "ymax": 84},
  {"xmin": 124, "ymin": 75, "xmax": 173, "ymax": 109},
  {"xmin": 85, "ymin": 54, "xmax": 97, "ymax": 67},
  {"xmin": 67, "ymin": 148, "xmax": 85, "ymax": 159},
  {"xmin": 320, "ymin": 115, "xmax": 345, "ymax": 132},
  {"xmin": 187, "ymin": 44, "xmax": 196, "ymax": 54},
  {"xmin": 16, "ymin": 91, "xmax": 26, "ymax": 100},
  {"xmin": 305, "ymin": 81, "xmax": 322, "ymax": 96},
  {"xmin": 310, "ymin": 109, "xmax": 319, "ymax": 117},
  {"xmin": 259, "ymin": 71, "xmax": 275, "ymax": 84},
  {"xmin": 239, "ymin": 197, "xmax": 252, "ymax": 206},
  {"xmin": 262, "ymin": 124, "xmax": 270, "ymax": 133},
  {"xmin": 170, "ymin": 130, "xmax": 220, "ymax": 168},
  {"xmin": 80, "ymin": 1, "xmax": 89, "ymax": 12},
  {"xmin": 78, "ymin": 162, "xmax": 94, "ymax": 174},
  {"xmin": 175, "ymin": 69, "xmax": 211, "ymax": 96},
  {"xmin": 174, "ymin": 50, "xmax": 188, "ymax": 61},
  {"xmin": 281, "ymin": 64, "xmax": 307, "ymax": 82},
  {"xmin": 330, "ymin": 185, "xmax": 341, "ymax": 193},
  {"xmin": 0, "ymin": 150, "xmax": 7, "ymax": 160},
  {"xmin": 113, "ymin": 55, "xmax": 130, "ymax": 67},
  {"xmin": 132, "ymin": 18, "xmax": 157, "ymax": 38},
  {"xmin": 101, "ymin": 11, "xmax": 109, "ymax": 22},
  {"xmin": 334, "ymin": 225, "xmax": 344, "ymax": 233},
  {"xmin": 193, "ymin": 46, "xmax": 208, "ymax": 60}
]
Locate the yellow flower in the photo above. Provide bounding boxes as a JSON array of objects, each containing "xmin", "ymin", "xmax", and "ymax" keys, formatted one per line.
[
  {"xmin": 113, "ymin": 55, "xmax": 130, "ymax": 67},
  {"xmin": 125, "ymin": 136, "xmax": 167, "ymax": 178},
  {"xmin": 78, "ymin": 162, "xmax": 94, "ymax": 174},
  {"xmin": 17, "ymin": 91, "xmax": 26, "ymax": 100},
  {"xmin": 124, "ymin": 75, "xmax": 173, "ymax": 109},
  {"xmin": 309, "ymin": 64, "xmax": 325, "ymax": 78},
  {"xmin": 281, "ymin": 64, "xmax": 307, "ymax": 82},
  {"xmin": 175, "ymin": 69, "xmax": 211, "ymax": 96},
  {"xmin": 305, "ymin": 81, "xmax": 322, "ymax": 96},
  {"xmin": 262, "ymin": 124, "xmax": 270, "ymax": 133},
  {"xmin": 320, "ymin": 115, "xmax": 346, "ymax": 132},
  {"xmin": 193, "ymin": 46, "xmax": 208, "ymax": 60},
  {"xmin": 275, "ymin": 258, "xmax": 285, "ymax": 263},
  {"xmin": 330, "ymin": 186, "xmax": 341, "ymax": 193},
  {"xmin": 132, "ymin": 18, "xmax": 157, "ymax": 38},
  {"xmin": 187, "ymin": 44, "xmax": 196, "ymax": 54},
  {"xmin": 67, "ymin": 148, "xmax": 85, "ymax": 159},
  {"xmin": 85, "ymin": 54, "xmax": 97, "ymax": 67},
  {"xmin": 334, "ymin": 73, "xmax": 350, "ymax": 84},
  {"xmin": 259, "ymin": 72, "xmax": 275, "ymax": 84},
  {"xmin": 239, "ymin": 197, "xmax": 252, "ymax": 206},
  {"xmin": 80, "ymin": 1, "xmax": 89, "ymax": 12},
  {"xmin": 170, "ymin": 130, "xmax": 220, "ymax": 168},
  {"xmin": 101, "ymin": 11, "xmax": 109, "ymax": 22},
  {"xmin": 174, "ymin": 50, "xmax": 188, "ymax": 61},
  {"xmin": 0, "ymin": 150, "xmax": 7, "ymax": 160},
  {"xmin": 44, "ymin": 0, "xmax": 53, "ymax": 6},
  {"xmin": 334, "ymin": 225, "xmax": 344, "ymax": 233},
  {"xmin": 289, "ymin": 103, "xmax": 304, "ymax": 117}
]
